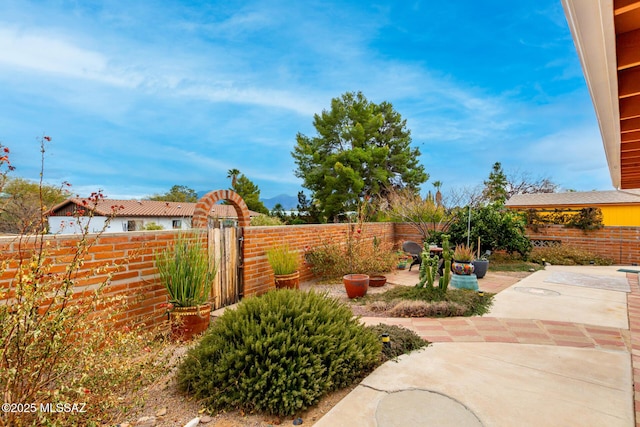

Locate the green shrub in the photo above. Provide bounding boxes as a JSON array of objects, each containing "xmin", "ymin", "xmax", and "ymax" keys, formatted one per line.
[
  {"xmin": 366, "ymin": 324, "xmax": 430, "ymax": 362},
  {"xmin": 448, "ymin": 203, "xmax": 532, "ymax": 257},
  {"xmin": 251, "ymin": 214, "xmax": 285, "ymax": 226},
  {"xmin": 305, "ymin": 238, "xmax": 398, "ymax": 280},
  {"xmin": 176, "ymin": 289, "xmax": 381, "ymax": 417},
  {"xmin": 529, "ymin": 246, "xmax": 614, "ymax": 266},
  {"xmin": 144, "ymin": 221, "xmax": 164, "ymax": 230}
]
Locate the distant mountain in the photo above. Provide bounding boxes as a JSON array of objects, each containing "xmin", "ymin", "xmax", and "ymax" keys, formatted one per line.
[{"xmin": 261, "ymin": 194, "xmax": 298, "ymax": 210}]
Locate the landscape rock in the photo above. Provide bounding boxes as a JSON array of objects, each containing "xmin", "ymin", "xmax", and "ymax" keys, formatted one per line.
[
  {"xmin": 135, "ymin": 416, "xmax": 156, "ymax": 427},
  {"xmin": 155, "ymin": 407, "xmax": 167, "ymax": 417},
  {"xmin": 183, "ymin": 417, "xmax": 200, "ymax": 427},
  {"xmin": 199, "ymin": 415, "xmax": 212, "ymax": 423}
]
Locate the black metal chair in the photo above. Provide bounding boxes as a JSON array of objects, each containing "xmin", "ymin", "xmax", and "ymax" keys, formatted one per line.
[{"xmin": 402, "ymin": 241, "xmax": 423, "ymax": 271}]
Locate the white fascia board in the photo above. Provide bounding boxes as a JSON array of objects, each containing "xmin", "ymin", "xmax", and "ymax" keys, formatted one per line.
[{"xmin": 562, "ymin": 0, "xmax": 621, "ymax": 189}]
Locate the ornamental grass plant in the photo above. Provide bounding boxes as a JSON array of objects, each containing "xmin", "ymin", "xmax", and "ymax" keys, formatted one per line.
[
  {"xmin": 155, "ymin": 233, "xmax": 215, "ymax": 307},
  {"xmin": 453, "ymin": 244, "xmax": 475, "ymax": 262},
  {"xmin": 266, "ymin": 244, "xmax": 299, "ymax": 275}
]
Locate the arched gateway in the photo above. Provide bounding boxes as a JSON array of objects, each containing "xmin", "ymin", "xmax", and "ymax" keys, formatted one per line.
[
  {"xmin": 192, "ymin": 189, "xmax": 251, "ymax": 228},
  {"xmin": 192, "ymin": 189, "xmax": 250, "ymax": 309}
]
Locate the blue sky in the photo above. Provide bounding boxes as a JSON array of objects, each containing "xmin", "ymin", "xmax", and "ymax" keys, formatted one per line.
[{"xmin": 0, "ymin": 0, "xmax": 611, "ymax": 201}]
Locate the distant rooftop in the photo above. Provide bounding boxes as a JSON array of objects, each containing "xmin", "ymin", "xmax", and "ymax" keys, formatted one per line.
[
  {"xmin": 50, "ymin": 198, "xmax": 261, "ymax": 218},
  {"xmin": 505, "ymin": 190, "xmax": 640, "ymax": 207}
]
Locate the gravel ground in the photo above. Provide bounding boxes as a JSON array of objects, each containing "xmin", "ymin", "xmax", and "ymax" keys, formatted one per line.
[
  {"xmin": 124, "ymin": 271, "xmax": 530, "ymax": 426},
  {"xmin": 123, "ymin": 279, "xmax": 387, "ymax": 426}
]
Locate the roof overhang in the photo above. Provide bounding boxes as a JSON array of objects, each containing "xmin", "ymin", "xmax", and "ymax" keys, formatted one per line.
[{"xmin": 562, "ymin": 0, "xmax": 640, "ymax": 189}]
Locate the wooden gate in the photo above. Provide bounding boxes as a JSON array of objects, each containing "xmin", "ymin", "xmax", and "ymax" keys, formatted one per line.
[{"xmin": 208, "ymin": 221, "xmax": 243, "ymax": 310}]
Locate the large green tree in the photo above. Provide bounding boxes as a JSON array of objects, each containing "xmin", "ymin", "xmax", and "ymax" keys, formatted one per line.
[
  {"xmin": 0, "ymin": 177, "xmax": 69, "ymax": 233},
  {"xmin": 231, "ymin": 174, "xmax": 269, "ymax": 214},
  {"xmin": 292, "ymin": 91, "xmax": 428, "ymax": 221},
  {"xmin": 148, "ymin": 185, "xmax": 198, "ymax": 202}
]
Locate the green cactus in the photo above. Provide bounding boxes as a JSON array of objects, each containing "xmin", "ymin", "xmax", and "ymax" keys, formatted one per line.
[
  {"xmin": 437, "ymin": 235, "xmax": 452, "ymax": 294},
  {"xmin": 417, "ymin": 241, "xmax": 439, "ymax": 289}
]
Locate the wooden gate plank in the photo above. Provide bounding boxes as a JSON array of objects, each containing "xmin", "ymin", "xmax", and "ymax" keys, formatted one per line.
[{"xmin": 207, "ymin": 222, "xmax": 241, "ymax": 310}]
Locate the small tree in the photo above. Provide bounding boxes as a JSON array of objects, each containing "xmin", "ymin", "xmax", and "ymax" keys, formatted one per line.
[
  {"xmin": 270, "ymin": 203, "xmax": 287, "ymax": 222},
  {"xmin": 148, "ymin": 184, "xmax": 198, "ymax": 202},
  {"xmin": 482, "ymin": 162, "xmax": 557, "ymax": 204},
  {"xmin": 295, "ymin": 191, "xmax": 321, "ymax": 224},
  {"xmin": 483, "ymin": 162, "xmax": 508, "ymax": 204},
  {"xmin": 384, "ymin": 186, "xmax": 452, "ymax": 243},
  {"xmin": 0, "ymin": 177, "xmax": 69, "ymax": 234},
  {"xmin": 231, "ymin": 173, "xmax": 269, "ymax": 214}
]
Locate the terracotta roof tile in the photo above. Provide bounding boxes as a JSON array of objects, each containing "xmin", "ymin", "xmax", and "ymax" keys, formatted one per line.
[
  {"xmin": 505, "ymin": 190, "xmax": 640, "ymax": 207},
  {"xmin": 50, "ymin": 198, "xmax": 261, "ymax": 218}
]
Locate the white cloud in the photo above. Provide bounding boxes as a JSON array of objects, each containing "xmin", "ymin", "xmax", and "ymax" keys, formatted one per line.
[{"xmin": 0, "ymin": 25, "xmax": 143, "ymax": 87}]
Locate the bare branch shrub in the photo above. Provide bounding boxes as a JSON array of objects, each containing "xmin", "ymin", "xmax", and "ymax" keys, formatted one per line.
[{"xmin": 0, "ymin": 137, "xmax": 169, "ymax": 426}]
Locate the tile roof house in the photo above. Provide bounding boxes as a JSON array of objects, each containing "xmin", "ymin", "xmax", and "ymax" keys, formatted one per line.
[
  {"xmin": 505, "ymin": 190, "xmax": 640, "ymax": 226},
  {"xmin": 47, "ymin": 198, "xmax": 261, "ymax": 234}
]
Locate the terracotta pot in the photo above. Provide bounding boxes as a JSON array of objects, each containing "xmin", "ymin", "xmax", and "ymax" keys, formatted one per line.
[
  {"xmin": 170, "ymin": 303, "xmax": 211, "ymax": 341},
  {"xmin": 274, "ymin": 271, "xmax": 300, "ymax": 289},
  {"xmin": 369, "ymin": 275, "xmax": 387, "ymax": 287},
  {"xmin": 343, "ymin": 274, "xmax": 369, "ymax": 298},
  {"xmin": 452, "ymin": 260, "xmax": 475, "ymax": 275}
]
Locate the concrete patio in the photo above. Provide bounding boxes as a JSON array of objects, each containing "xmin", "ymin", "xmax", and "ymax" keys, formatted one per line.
[{"xmin": 314, "ymin": 265, "xmax": 638, "ymax": 426}]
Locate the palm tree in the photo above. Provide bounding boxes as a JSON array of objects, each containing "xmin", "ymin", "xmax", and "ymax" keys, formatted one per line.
[
  {"xmin": 227, "ymin": 169, "xmax": 240, "ymax": 188},
  {"xmin": 432, "ymin": 180, "xmax": 443, "ymax": 207}
]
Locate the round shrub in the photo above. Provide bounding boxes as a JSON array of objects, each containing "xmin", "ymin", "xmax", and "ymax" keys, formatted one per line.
[{"xmin": 176, "ymin": 289, "xmax": 381, "ymax": 416}]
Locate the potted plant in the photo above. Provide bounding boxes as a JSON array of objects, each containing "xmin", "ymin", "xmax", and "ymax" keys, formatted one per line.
[
  {"xmin": 472, "ymin": 254, "xmax": 490, "ymax": 279},
  {"xmin": 471, "ymin": 239, "xmax": 489, "ymax": 279},
  {"xmin": 342, "ymin": 273, "xmax": 369, "ymax": 298},
  {"xmin": 341, "ymin": 207, "xmax": 371, "ymax": 299},
  {"xmin": 156, "ymin": 233, "xmax": 216, "ymax": 340},
  {"xmin": 266, "ymin": 244, "xmax": 300, "ymax": 289},
  {"xmin": 452, "ymin": 244, "xmax": 475, "ymax": 275}
]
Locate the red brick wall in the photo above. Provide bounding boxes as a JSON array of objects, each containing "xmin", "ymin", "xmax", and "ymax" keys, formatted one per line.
[
  {"xmin": 242, "ymin": 222, "xmax": 395, "ymax": 296},
  {"xmin": 526, "ymin": 225, "xmax": 640, "ymax": 264},
  {"xmin": 4, "ymin": 222, "xmax": 636, "ymax": 331},
  {"xmin": 393, "ymin": 222, "xmax": 429, "ymax": 244},
  {"xmin": 0, "ymin": 231, "xmax": 189, "ymax": 329},
  {"xmin": 0, "ymin": 224, "xmax": 396, "ymax": 330}
]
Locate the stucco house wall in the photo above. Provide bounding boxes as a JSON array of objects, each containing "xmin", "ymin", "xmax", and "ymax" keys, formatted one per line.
[{"xmin": 505, "ymin": 190, "xmax": 640, "ymax": 227}]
